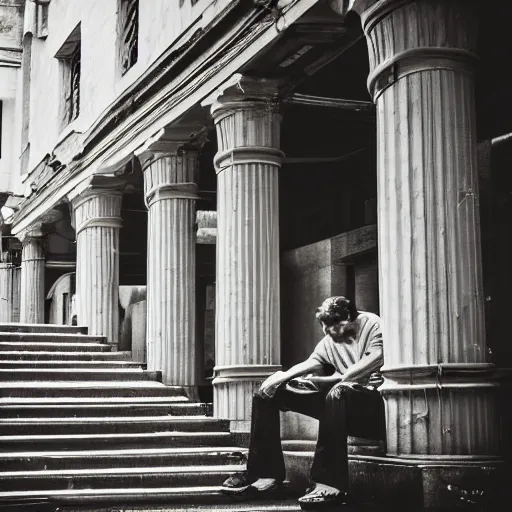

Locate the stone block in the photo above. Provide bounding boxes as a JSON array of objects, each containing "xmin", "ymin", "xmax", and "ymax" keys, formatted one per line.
[{"xmin": 283, "ymin": 450, "xmax": 505, "ymax": 509}]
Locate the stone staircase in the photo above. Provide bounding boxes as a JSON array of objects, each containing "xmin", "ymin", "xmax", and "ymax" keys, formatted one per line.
[{"xmin": 0, "ymin": 323, "xmax": 256, "ymax": 509}]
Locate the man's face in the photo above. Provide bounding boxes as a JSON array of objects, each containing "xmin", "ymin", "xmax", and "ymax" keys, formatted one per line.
[{"xmin": 322, "ymin": 320, "xmax": 350, "ymax": 342}]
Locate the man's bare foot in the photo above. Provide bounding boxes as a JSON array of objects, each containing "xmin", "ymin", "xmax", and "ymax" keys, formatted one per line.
[{"xmin": 251, "ymin": 478, "xmax": 279, "ymax": 491}]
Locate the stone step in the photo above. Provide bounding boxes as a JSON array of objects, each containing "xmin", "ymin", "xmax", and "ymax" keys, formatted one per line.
[
  {"xmin": 0, "ymin": 416, "xmax": 230, "ymax": 435},
  {"xmin": 0, "ymin": 368, "xmax": 160, "ymax": 381},
  {"xmin": 0, "ymin": 381, "xmax": 186, "ymax": 398},
  {"xmin": 0, "ymin": 489, "xmax": 302, "ymax": 509},
  {"xmin": 0, "ymin": 431, "xmax": 234, "ymax": 451},
  {"xmin": 0, "ymin": 351, "xmax": 130, "ymax": 361},
  {"xmin": 0, "ymin": 464, "xmax": 243, "ymax": 492},
  {"xmin": 0, "ymin": 396, "xmax": 190, "ymax": 406},
  {"xmin": 0, "ymin": 332, "xmax": 106, "ymax": 343},
  {"xmin": 1, "ymin": 446, "xmax": 246, "ymax": 471},
  {"xmin": 0, "ymin": 342, "xmax": 112, "ymax": 352},
  {"xmin": 0, "ymin": 360, "xmax": 143, "ymax": 369},
  {"xmin": 0, "ymin": 486, "xmax": 223, "ymax": 506},
  {"xmin": 0, "ymin": 323, "xmax": 87, "ymax": 334},
  {"xmin": 0, "ymin": 401, "xmax": 207, "ymax": 418},
  {"xmin": 58, "ymin": 501, "xmax": 302, "ymax": 512}
]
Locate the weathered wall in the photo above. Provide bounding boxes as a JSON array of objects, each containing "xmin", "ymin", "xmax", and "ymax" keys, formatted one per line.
[
  {"xmin": 0, "ymin": 1, "xmax": 23, "ymax": 192},
  {"xmin": 0, "ymin": 95, "xmax": 16, "ymax": 191},
  {"xmin": 0, "ymin": 0, "xmax": 23, "ymax": 51},
  {"xmin": 0, "ymin": 0, "xmax": 22, "ymax": 192},
  {"xmin": 15, "ymin": 0, "xmax": 230, "ymax": 192}
]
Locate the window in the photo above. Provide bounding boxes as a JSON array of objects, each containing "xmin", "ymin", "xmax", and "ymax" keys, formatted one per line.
[
  {"xmin": 67, "ymin": 46, "xmax": 81, "ymax": 123},
  {"xmin": 34, "ymin": 1, "xmax": 49, "ymax": 39},
  {"xmin": 119, "ymin": 0, "xmax": 138, "ymax": 74},
  {"xmin": 56, "ymin": 24, "xmax": 81, "ymax": 128}
]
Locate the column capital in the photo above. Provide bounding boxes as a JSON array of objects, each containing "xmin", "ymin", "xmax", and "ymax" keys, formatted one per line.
[
  {"xmin": 204, "ymin": 75, "xmax": 283, "ymax": 174},
  {"xmin": 141, "ymin": 131, "xmax": 202, "ymax": 208},
  {"xmin": 330, "ymin": 0, "xmax": 479, "ymax": 100},
  {"xmin": 135, "ymin": 125, "xmax": 208, "ymax": 171},
  {"xmin": 202, "ymin": 74, "xmax": 281, "ymax": 121},
  {"xmin": 67, "ymin": 175, "xmax": 126, "ymax": 207},
  {"xmin": 18, "ymin": 225, "xmax": 45, "ymax": 245},
  {"xmin": 70, "ymin": 184, "xmax": 123, "ymax": 235}
]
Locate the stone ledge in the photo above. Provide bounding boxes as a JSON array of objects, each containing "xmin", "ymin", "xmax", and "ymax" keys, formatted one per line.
[{"xmin": 283, "ymin": 450, "xmax": 506, "ymax": 510}]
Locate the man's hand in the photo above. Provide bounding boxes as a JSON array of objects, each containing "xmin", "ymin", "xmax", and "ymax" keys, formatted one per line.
[{"xmin": 259, "ymin": 370, "xmax": 288, "ymax": 398}]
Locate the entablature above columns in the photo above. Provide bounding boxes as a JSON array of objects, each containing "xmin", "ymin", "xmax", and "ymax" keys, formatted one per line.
[
  {"xmin": 11, "ymin": 1, "xmax": 323, "ymax": 237},
  {"xmin": 135, "ymin": 124, "xmax": 208, "ymax": 171}
]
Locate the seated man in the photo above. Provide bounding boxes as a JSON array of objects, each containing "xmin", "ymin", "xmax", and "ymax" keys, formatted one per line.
[{"xmin": 221, "ymin": 296, "xmax": 386, "ymax": 508}]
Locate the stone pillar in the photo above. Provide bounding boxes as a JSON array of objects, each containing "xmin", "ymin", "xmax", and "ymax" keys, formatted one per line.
[
  {"xmin": 19, "ymin": 231, "xmax": 45, "ymax": 323},
  {"xmin": 207, "ymin": 77, "xmax": 283, "ymax": 431},
  {"xmin": 0, "ymin": 262, "xmax": 21, "ymax": 322},
  {"xmin": 72, "ymin": 188, "xmax": 123, "ymax": 344},
  {"xmin": 332, "ymin": 0, "xmax": 500, "ymax": 458},
  {"xmin": 138, "ymin": 129, "xmax": 200, "ymax": 390}
]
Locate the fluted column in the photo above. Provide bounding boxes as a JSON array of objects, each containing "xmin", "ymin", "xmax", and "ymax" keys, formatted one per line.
[
  {"xmin": 207, "ymin": 77, "xmax": 282, "ymax": 431},
  {"xmin": 138, "ymin": 130, "xmax": 200, "ymax": 389},
  {"xmin": 333, "ymin": 0, "xmax": 499, "ymax": 457},
  {"xmin": 72, "ymin": 189, "xmax": 122, "ymax": 344},
  {"xmin": 0, "ymin": 262, "xmax": 19, "ymax": 322},
  {"xmin": 19, "ymin": 232, "xmax": 45, "ymax": 324}
]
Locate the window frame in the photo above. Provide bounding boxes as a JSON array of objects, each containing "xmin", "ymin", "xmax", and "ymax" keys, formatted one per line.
[
  {"xmin": 55, "ymin": 24, "xmax": 81, "ymax": 130},
  {"xmin": 118, "ymin": 0, "xmax": 139, "ymax": 76}
]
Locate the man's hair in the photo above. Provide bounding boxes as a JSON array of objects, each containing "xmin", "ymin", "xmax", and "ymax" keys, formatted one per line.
[{"xmin": 315, "ymin": 296, "xmax": 359, "ymax": 326}]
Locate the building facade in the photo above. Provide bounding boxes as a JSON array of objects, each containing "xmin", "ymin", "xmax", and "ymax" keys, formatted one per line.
[{"xmin": 0, "ymin": 0, "xmax": 510, "ymax": 508}]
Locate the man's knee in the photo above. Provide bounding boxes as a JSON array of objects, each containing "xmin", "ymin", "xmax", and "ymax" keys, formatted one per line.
[
  {"xmin": 253, "ymin": 390, "xmax": 276, "ymax": 402},
  {"xmin": 326, "ymin": 382, "xmax": 355, "ymax": 402}
]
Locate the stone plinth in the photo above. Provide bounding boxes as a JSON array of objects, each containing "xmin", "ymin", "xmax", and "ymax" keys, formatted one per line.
[{"xmin": 207, "ymin": 77, "xmax": 283, "ymax": 431}]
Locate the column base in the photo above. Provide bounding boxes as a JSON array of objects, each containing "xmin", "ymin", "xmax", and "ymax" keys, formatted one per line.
[
  {"xmin": 212, "ymin": 364, "xmax": 281, "ymax": 432},
  {"xmin": 284, "ymin": 451, "xmax": 506, "ymax": 510}
]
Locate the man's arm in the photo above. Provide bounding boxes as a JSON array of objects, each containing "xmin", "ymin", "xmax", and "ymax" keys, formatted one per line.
[
  {"xmin": 259, "ymin": 358, "xmax": 324, "ymax": 397},
  {"xmin": 340, "ymin": 347, "xmax": 383, "ymax": 383}
]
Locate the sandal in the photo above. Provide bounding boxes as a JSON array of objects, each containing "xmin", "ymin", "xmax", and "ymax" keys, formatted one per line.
[
  {"xmin": 299, "ymin": 485, "xmax": 349, "ymax": 509},
  {"xmin": 220, "ymin": 472, "xmax": 251, "ymax": 495}
]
